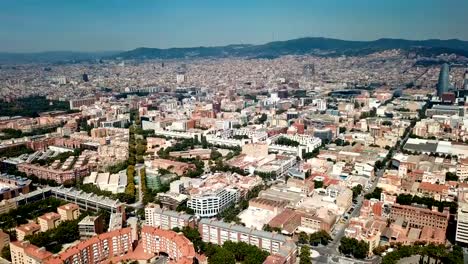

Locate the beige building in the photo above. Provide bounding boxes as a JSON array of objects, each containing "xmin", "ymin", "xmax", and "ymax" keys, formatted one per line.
[
  {"xmin": 16, "ymin": 223, "xmax": 41, "ymax": 241},
  {"xmin": 10, "ymin": 241, "xmax": 52, "ymax": 264},
  {"xmin": 0, "ymin": 199, "xmax": 17, "ymax": 215},
  {"xmin": 57, "ymin": 203, "xmax": 80, "ymax": 221},
  {"xmin": 38, "ymin": 212, "xmax": 61, "ymax": 232},
  {"xmin": 0, "ymin": 230, "xmax": 10, "ymax": 252},
  {"xmin": 242, "ymin": 143, "xmax": 269, "ymax": 158}
]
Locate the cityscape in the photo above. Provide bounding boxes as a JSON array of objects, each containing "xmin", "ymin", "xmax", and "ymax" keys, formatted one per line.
[{"xmin": 1, "ymin": 1, "xmax": 468, "ymax": 264}]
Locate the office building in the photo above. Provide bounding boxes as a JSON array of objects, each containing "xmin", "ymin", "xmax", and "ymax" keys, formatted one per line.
[
  {"xmin": 436, "ymin": 63, "xmax": 450, "ymax": 97},
  {"xmin": 187, "ymin": 188, "xmax": 240, "ymax": 218},
  {"xmin": 78, "ymin": 215, "xmax": 104, "ymax": 239}
]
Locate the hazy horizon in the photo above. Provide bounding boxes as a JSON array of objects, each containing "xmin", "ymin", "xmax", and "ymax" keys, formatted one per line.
[{"xmin": 2, "ymin": 0, "xmax": 468, "ymax": 53}]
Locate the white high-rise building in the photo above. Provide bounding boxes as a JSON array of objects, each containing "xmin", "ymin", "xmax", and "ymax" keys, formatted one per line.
[
  {"xmin": 187, "ymin": 188, "xmax": 240, "ymax": 217},
  {"xmin": 456, "ymin": 200, "xmax": 468, "ymax": 244},
  {"xmin": 144, "ymin": 204, "xmax": 193, "ymax": 230}
]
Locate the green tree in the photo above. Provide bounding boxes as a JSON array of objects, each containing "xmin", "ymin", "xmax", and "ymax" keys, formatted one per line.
[
  {"xmin": 299, "ymin": 246, "xmax": 312, "ymax": 264},
  {"xmin": 352, "ymin": 184, "xmax": 363, "ymax": 199},
  {"xmin": 208, "ymin": 247, "xmax": 236, "ymax": 264},
  {"xmin": 445, "ymin": 171, "xmax": 458, "ymax": 181},
  {"xmin": 210, "ymin": 149, "xmax": 223, "ymax": 160},
  {"xmin": 298, "ymin": 232, "xmax": 309, "ymax": 244}
]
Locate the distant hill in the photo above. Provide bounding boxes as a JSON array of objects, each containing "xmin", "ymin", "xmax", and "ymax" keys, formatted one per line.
[
  {"xmin": 113, "ymin": 37, "xmax": 468, "ymax": 60},
  {"xmin": 2, "ymin": 37, "xmax": 468, "ymax": 63}
]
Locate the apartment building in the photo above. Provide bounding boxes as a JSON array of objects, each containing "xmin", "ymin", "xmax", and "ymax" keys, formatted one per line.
[
  {"xmin": 187, "ymin": 188, "xmax": 240, "ymax": 217},
  {"xmin": 0, "ymin": 230, "xmax": 10, "ymax": 252},
  {"xmin": 46, "ymin": 228, "xmax": 133, "ymax": 264},
  {"xmin": 57, "ymin": 203, "xmax": 80, "ymax": 221},
  {"xmin": 456, "ymin": 200, "xmax": 468, "ymax": 244},
  {"xmin": 141, "ymin": 226, "xmax": 195, "ymax": 264},
  {"xmin": 390, "ymin": 204, "xmax": 449, "ymax": 230},
  {"xmin": 38, "ymin": 212, "xmax": 61, "ymax": 232},
  {"xmin": 199, "ymin": 219, "xmax": 297, "ymax": 264},
  {"xmin": 144, "ymin": 204, "xmax": 194, "ymax": 230},
  {"xmin": 10, "ymin": 241, "xmax": 52, "ymax": 264},
  {"xmin": 0, "ymin": 199, "xmax": 17, "ymax": 214},
  {"xmin": 16, "ymin": 223, "xmax": 41, "ymax": 241}
]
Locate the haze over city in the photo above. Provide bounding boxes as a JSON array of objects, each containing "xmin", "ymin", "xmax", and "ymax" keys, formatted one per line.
[{"xmin": 1, "ymin": 1, "xmax": 468, "ymax": 264}]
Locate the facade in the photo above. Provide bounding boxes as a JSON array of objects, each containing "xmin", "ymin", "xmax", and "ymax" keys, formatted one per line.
[
  {"xmin": 69, "ymin": 98, "xmax": 96, "ymax": 110},
  {"xmin": 187, "ymin": 188, "xmax": 240, "ymax": 217},
  {"xmin": 199, "ymin": 219, "xmax": 297, "ymax": 264},
  {"xmin": 57, "ymin": 203, "xmax": 80, "ymax": 221},
  {"xmin": 50, "ymin": 186, "xmax": 125, "ymax": 214},
  {"xmin": 144, "ymin": 204, "xmax": 194, "ymax": 230},
  {"xmin": 0, "ymin": 173, "xmax": 31, "ymax": 200},
  {"xmin": 141, "ymin": 226, "xmax": 195, "ymax": 264},
  {"xmin": 17, "ymin": 163, "xmax": 90, "ymax": 184},
  {"xmin": 390, "ymin": 204, "xmax": 449, "ymax": 230},
  {"xmin": 78, "ymin": 215, "xmax": 104, "ymax": 239},
  {"xmin": 456, "ymin": 201, "xmax": 468, "ymax": 244},
  {"xmin": 0, "ymin": 199, "xmax": 17, "ymax": 214},
  {"xmin": 38, "ymin": 212, "xmax": 61, "ymax": 232},
  {"xmin": 0, "ymin": 230, "xmax": 10, "ymax": 252},
  {"xmin": 46, "ymin": 228, "xmax": 133, "ymax": 264},
  {"xmin": 10, "ymin": 241, "xmax": 53, "ymax": 264},
  {"xmin": 436, "ymin": 63, "xmax": 450, "ymax": 97},
  {"xmin": 16, "ymin": 223, "xmax": 41, "ymax": 241}
]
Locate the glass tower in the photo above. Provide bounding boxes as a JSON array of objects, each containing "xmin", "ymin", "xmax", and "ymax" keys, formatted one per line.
[{"xmin": 436, "ymin": 63, "xmax": 450, "ymax": 96}]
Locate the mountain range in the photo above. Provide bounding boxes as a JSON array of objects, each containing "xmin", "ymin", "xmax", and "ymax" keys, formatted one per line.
[
  {"xmin": 113, "ymin": 37, "xmax": 468, "ymax": 60},
  {"xmin": 2, "ymin": 37, "xmax": 468, "ymax": 63}
]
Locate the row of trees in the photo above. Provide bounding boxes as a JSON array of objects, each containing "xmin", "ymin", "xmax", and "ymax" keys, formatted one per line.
[
  {"xmin": 0, "ymin": 144, "xmax": 34, "ymax": 158},
  {"xmin": 377, "ymin": 243, "xmax": 463, "ymax": 264},
  {"xmin": 395, "ymin": 193, "xmax": 457, "ymax": 214},
  {"xmin": 275, "ymin": 136, "xmax": 300, "ymax": 147},
  {"xmin": 0, "ymin": 125, "xmax": 62, "ymax": 140},
  {"xmin": 0, "ymin": 96, "xmax": 72, "ymax": 117}
]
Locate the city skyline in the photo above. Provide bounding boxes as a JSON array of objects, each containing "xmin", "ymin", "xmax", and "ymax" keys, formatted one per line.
[{"xmin": 1, "ymin": 0, "xmax": 468, "ymax": 52}]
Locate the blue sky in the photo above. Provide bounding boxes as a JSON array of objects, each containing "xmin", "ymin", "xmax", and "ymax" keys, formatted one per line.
[{"xmin": 1, "ymin": 0, "xmax": 467, "ymax": 52}]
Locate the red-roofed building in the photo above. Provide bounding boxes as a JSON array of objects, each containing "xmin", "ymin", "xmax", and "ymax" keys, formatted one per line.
[
  {"xmin": 141, "ymin": 226, "xmax": 195, "ymax": 264},
  {"xmin": 10, "ymin": 241, "xmax": 53, "ymax": 264},
  {"xmin": 46, "ymin": 228, "xmax": 133, "ymax": 264},
  {"xmin": 417, "ymin": 182, "xmax": 449, "ymax": 201}
]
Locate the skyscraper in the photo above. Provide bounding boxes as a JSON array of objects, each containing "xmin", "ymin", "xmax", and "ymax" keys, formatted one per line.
[{"xmin": 436, "ymin": 63, "xmax": 450, "ymax": 96}]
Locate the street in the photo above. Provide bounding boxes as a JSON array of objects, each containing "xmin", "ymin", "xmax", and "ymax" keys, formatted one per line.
[{"xmin": 312, "ymin": 120, "xmax": 414, "ymax": 263}]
